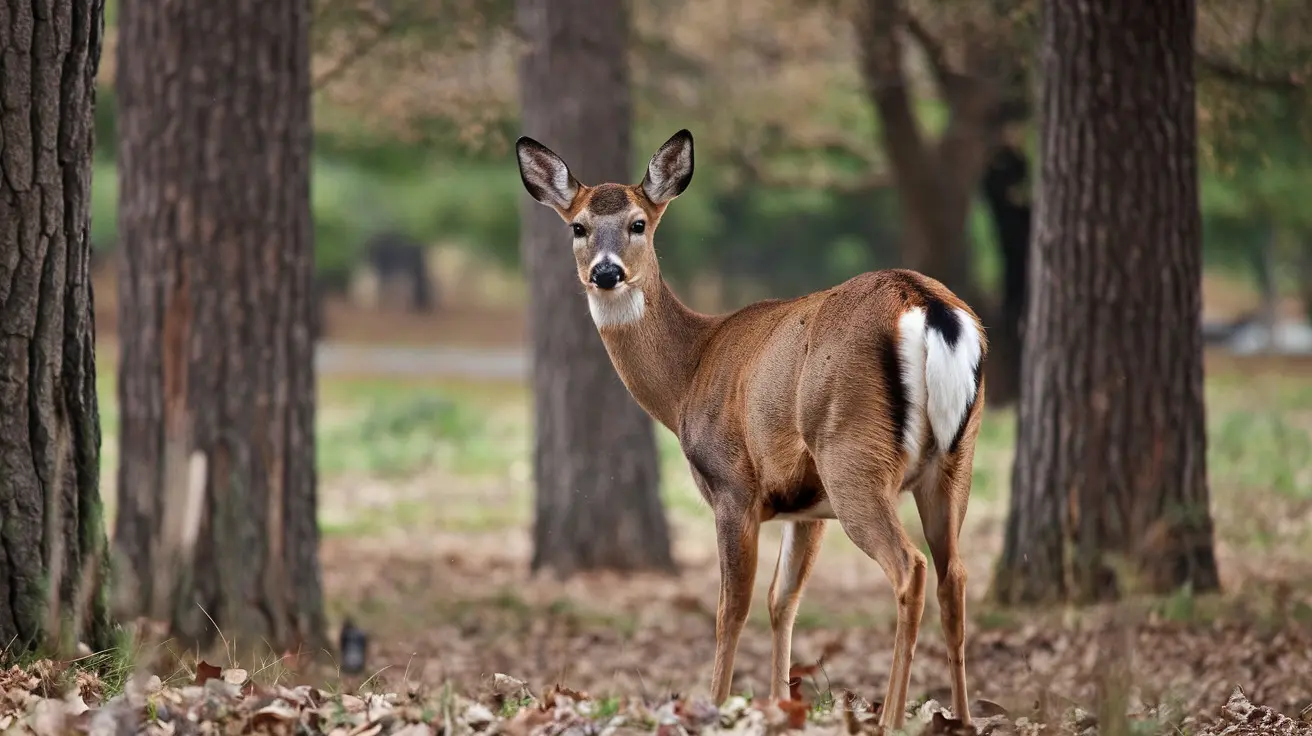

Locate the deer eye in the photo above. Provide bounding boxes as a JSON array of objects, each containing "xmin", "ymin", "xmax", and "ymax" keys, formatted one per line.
[
  {"xmin": 571, "ymin": 223, "xmax": 586, "ymax": 238},
  {"xmin": 630, "ymin": 220, "xmax": 646, "ymax": 235}
]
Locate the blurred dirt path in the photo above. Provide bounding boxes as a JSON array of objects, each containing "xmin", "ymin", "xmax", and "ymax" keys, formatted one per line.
[{"xmin": 315, "ymin": 342, "xmax": 529, "ymax": 380}]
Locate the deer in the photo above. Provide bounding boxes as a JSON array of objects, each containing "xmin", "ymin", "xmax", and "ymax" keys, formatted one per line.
[{"xmin": 515, "ymin": 129, "xmax": 986, "ymax": 730}]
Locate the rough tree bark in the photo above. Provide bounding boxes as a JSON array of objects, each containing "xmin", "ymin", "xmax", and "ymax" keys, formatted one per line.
[
  {"xmin": 112, "ymin": 0, "xmax": 328, "ymax": 651},
  {"xmin": 0, "ymin": 0, "xmax": 114, "ymax": 655},
  {"xmin": 992, "ymin": 0, "xmax": 1221, "ymax": 604},
  {"xmin": 853, "ymin": 0, "xmax": 1032, "ymax": 404},
  {"xmin": 516, "ymin": 0, "xmax": 675, "ymax": 575}
]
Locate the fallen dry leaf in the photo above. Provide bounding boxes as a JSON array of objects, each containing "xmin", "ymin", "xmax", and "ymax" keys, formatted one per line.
[
  {"xmin": 193, "ymin": 660, "xmax": 222, "ymax": 686},
  {"xmin": 777, "ymin": 698, "xmax": 810, "ymax": 730}
]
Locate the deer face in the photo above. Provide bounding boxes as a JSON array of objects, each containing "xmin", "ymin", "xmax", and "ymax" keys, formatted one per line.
[{"xmin": 516, "ymin": 130, "xmax": 694, "ymax": 327}]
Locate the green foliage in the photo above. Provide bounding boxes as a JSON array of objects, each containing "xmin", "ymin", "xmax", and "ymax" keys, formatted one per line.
[
  {"xmin": 88, "ymin": 60, "xmax": 1312, "ymax": 291},
  {"xmin": 1202, "ymin": 90, "xmax": 1312, "ymax": 230}
]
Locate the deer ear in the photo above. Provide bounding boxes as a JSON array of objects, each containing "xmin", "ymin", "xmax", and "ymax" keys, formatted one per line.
[
  {"xmin": 641, "ymin": 129, "xmax": 694, "ymax": 205},
  {"xmin": 516, "ymin": 136, "xmax": 580, "ymax": 211}
]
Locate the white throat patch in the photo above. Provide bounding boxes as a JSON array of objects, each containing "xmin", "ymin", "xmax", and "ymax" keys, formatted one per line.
[{"xmin": 588, "ymin": 285, "xmax": 646, "ymax": 328}]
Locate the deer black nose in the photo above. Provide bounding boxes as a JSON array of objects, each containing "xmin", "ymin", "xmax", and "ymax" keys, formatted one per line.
[{"xmin": 589, "ymin": 260, "xmax": 625, "ymax": 290}]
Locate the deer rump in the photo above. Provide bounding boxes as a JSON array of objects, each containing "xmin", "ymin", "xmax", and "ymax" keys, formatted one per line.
[{"xmin": 679, "ymin": 268, "xmax": 985, "ymax": 523}]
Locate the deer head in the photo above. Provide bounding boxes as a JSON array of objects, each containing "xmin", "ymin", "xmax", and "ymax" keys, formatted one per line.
[{"xmin": 515, "ymin": 130, "xmax": 695, "ymax": 327}]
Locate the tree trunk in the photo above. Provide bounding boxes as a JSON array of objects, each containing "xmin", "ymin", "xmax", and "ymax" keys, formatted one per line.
[
  {"xmin": 112, "ymin": 0, "xmax": 327, "ymax": 652},
  {"xmin": 516, "ymin": 0, "xmax": 675, "ymax": 575},
  {"xmin": 1252, "ymin": 224, "xmax": 1279, "ymax": 352},
  {"xmin": 1300, "ymin": 234, "xmax": 1312, "ymax": 324},
  {"xmin": 991, "ymin": 0, "xmax": 1220, "ymax": 604},
  {"xmin": 979, "ymin": 139, "xmax": 1033, "ymax": 406},
  {"xmin": 0, "ymin": 0, "xmax": 113, "ymax": 655},
  {"xmin": 853, "ymin": 0, "xmax": 992, "ymax": 309},
  {"xmin": 853, "ymin": 0, "xmax": 1032, "ymax": 388}
]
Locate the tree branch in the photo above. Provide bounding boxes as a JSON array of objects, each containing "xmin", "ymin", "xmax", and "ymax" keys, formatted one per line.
[
  {"xmin": 903, "ymin": 12, "xmax": 955, "ymax": 93},
  {"xmin": 853, "ymin": 0, "xmax": 935, "ymax": 180}
]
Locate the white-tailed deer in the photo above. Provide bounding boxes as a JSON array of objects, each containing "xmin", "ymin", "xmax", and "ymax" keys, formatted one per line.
[{"xmin": 516, "ymin": 129, "xmax": 986, "ymax": 729}]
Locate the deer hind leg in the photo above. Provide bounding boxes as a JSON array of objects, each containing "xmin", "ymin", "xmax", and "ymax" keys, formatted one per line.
[
  {"xmin": 820, "ymin": 456, "xmax": 927, "ymax": 730},
  {"xmin": 710, "ymin": 506, "xmax": 760, "ymax": 704},
  {"xmin": 767, "ymin": 519, "xmax": 827, "ymax": 701},
  {"xmin": 913, "ymin": 452, "xmax": 975, "ymax": 724}
]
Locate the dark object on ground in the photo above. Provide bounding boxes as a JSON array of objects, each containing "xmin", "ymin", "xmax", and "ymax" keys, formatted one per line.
[
  {"xmin": 367, "ymin": 230, "xmax": 436, "ymax": 312},
  {"xmin": 339, "ymin": 618, "xmax": 368, "ymax": 674}
]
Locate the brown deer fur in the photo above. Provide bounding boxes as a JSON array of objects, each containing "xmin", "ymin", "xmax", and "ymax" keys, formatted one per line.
[{"xmin": 516, "ymin": 129, "xmax": 987, "ymax": 729}]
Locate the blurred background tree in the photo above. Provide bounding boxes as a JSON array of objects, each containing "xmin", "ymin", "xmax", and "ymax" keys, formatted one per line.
[
  {"xmin": 110, "ymin": 0, "xmax": 327, "ymax": 652},
  {"xmin": 515, "ymin": 0, "xmax": 674, "ymax": 574}
]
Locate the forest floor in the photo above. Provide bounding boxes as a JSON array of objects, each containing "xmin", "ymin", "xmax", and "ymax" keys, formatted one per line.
[{"xmin": 8, "ymin": 272, "xmax": 1312, "ymax": 734}]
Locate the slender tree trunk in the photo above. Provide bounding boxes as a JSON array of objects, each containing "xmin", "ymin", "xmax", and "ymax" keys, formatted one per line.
[
  {"xmin": 1252, "ymin": 223, "xmax": 1279, "ymax": 352},
  {"xmin": 0, "ymin": 0, "xmax": 113, "ymax": 654},
  {"xmin": 853, "ymin": 0, "xmax": 992, "ymax": 309},
  {"xmin": 1300, "ymin": 234, "xmax": 1312, "ymax": 324},
  {"xmin": 992, "ymin": 0, "xmax": 1220, "ymax": 604},
  {"xmin": 112, "ymin": 0, "xmax": 327, "ymax": 652},
  {"xmin": 517, "ymin": 0, "xmax": 675, "ymax": 575},
  {"xmin": 979, "ymin": 139, "xmax": 1033, "ymax": 406}
]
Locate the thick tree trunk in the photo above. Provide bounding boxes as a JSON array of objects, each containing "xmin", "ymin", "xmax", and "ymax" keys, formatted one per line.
[
  {"xmin": 0, "ymin": 0, "xmax": 113, "ymax": 655},
  {"xmin": 516, "ymin": 0, "xmax": 675, "ymax": 575},
  {"xmin": 112, "ymin": 0, "xmax": 327, "ymax": 652},
  {"xmin": 992, "ymin": 0, "xmax": 1220, "ymax": 604},
  {"xmin": 979, "ymin": 140, "xmax": 1033, "ymax": 406}
]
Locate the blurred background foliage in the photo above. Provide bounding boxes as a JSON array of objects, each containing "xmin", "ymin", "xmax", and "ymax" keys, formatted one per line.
[{"xmin": 89, "ymin": 0, "xmax": 1312, "ymax": 310}]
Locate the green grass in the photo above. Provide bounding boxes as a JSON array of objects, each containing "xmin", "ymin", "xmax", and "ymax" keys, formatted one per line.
[
  {"xmin": 91, "ymin": 354, "xmax": 1312, "ymax": 568},
  {"xmin": 317, "ymin": 392, "xmax": 479, "ymax": 478}
]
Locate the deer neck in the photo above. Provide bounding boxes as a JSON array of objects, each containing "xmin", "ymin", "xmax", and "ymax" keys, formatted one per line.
[{"xmin": 591, "ymin": 277, "xmax": 715, "ymax": 433}]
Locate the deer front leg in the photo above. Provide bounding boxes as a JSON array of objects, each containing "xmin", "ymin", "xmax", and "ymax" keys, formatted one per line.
[{"xmin": 710, "ymin": 506, "xmax": 760, "ymax": 704}]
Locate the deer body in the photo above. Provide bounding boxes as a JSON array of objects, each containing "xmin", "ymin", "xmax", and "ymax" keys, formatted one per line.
[{"xmin": 516, "ymin": 130, "xmax": 985, "ymax": 730}]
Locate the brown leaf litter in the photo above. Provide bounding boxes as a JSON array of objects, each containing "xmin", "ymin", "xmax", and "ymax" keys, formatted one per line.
[{"xmin": 1, "ymin": 657, "xmax": 1311, "ymax": 735}]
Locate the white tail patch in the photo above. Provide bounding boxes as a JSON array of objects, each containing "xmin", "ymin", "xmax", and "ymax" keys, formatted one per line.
[
  {"xmin": 896, "ymin": 308, "xmax": 929, "ymax": 461},
  {"xmin": 925, "ymin": 308, "xmax": 982, "ymax": 453}
]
